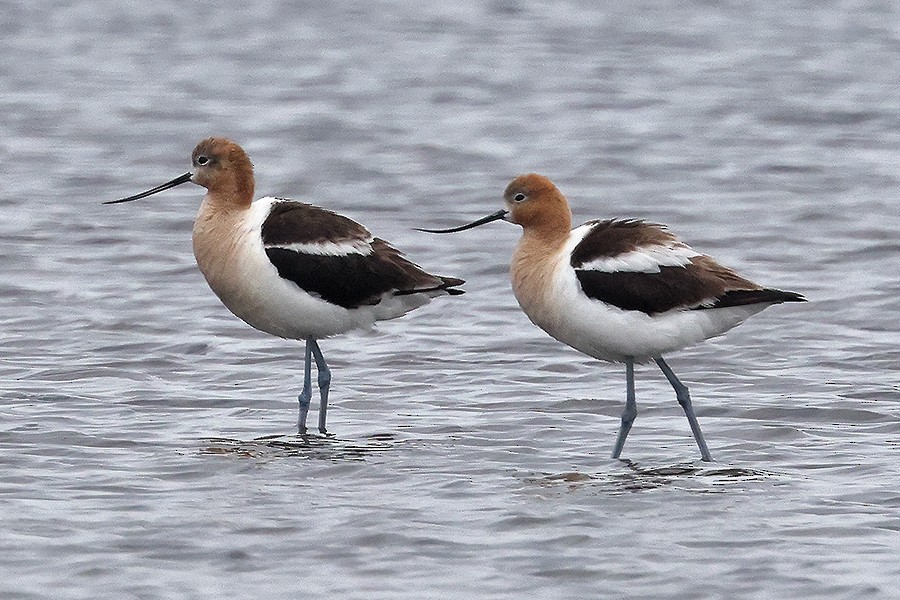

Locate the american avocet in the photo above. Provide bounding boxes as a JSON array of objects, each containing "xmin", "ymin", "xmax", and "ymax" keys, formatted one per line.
[
  {"xmin": 107, "ymin": 137, "xmax": 464, "ymax": 434},
  {"xmin": 420, "ymin": 173, "xmax": 804, "ymax": 461}
]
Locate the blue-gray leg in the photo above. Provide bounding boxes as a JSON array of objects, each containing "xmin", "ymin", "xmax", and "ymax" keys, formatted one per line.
[
  {"xmin": 655, "ymin": 357, "xmax": 712, "ymax": 462},
  {"xmin": 611, "ymin": 357, "xmax": 637, "ymax": 459},
  {"xmin": 297, "ymin": 340, "xmax": 314, "ymax": 434},
  {"xmin": 309, "ymin": 339, "xmax": 331, "ymax": 434}
]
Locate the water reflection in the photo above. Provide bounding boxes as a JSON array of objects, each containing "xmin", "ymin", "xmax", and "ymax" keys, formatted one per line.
[
  {"xmin": 199, "ymin": 432, "xmax": 400, "ymax": 461},
  {"xmin": 527, "ymin": 462, "xmax": 771, "ymax": 493}
]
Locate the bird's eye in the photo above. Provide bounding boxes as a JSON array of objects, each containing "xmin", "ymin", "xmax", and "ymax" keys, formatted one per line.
[
  {"xmin": 197, "ymin": 155, "xmax": 210, "ymax": 166},
  {"xmin": 513, "ymin": 193, "xmax": 526, "ymax": 202}
]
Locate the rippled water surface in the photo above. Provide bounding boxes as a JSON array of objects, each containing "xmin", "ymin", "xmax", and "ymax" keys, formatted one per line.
[{"xmin": 2, "ymin": 1, "xmax": 899, "ymax": 598}]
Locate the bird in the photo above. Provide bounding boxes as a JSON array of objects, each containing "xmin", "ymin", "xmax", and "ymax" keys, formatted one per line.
[
  {"xmin": 107, "ymin": 137, "xmax": 464, "ymax": 434},
  {"xmin": 419, "ymin": 173, "xmax": 804, "ymax": 461}
]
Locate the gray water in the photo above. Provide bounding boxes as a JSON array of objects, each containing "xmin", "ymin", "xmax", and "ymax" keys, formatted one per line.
[{"xmin": 1, "ymin": 1, "xmax": 899, "ymax": 598}]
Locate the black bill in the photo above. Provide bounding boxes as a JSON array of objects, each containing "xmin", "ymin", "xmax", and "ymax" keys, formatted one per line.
[
  {"xmin": 416, "ymin": 209, "xmax": 508, "ymax": 233},
  {"xmin": 105, "ymin": 171, "xmax": 194, "ymax": 205}
]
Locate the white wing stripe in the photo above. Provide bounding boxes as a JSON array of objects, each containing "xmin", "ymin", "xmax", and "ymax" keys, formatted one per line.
[
  {"xmin": 578, "ymin": 244, "xmax": 700, "ymax": 273},
  {"xmin": 267, "ymin": 240, "xmax": 373, "ymax": 256}
]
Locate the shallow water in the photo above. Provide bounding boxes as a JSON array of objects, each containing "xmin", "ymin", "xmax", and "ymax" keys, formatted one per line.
[{"xmin": 1, "ymin": 1, "xmax": 899, "ymax": 598}]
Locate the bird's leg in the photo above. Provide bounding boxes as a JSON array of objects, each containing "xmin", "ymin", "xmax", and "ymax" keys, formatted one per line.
[
  {"xmin": 655, "ymin": 357, "xmax": 712, "ymax": 462},
  {"xmin": 297, "ymin": 340, "xmax": 313, "ymax": 434},
  {"xmin": 309, "ymin": 339, "xmax": 331, "ymax": 434},
  {"xmin": 611, "ymin": 357, "xmax": 637, "ymax": 459}
]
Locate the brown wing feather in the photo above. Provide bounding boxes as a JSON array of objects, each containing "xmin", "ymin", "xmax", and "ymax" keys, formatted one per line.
[
  {"xmin": 572, "ymin": 221, "xmax": 803, "ymax": 314},
  {"xmin": 261, "ymin": 201, "xmax": 463, "ymax": 308},
  {"xmin": 261, "ymin": 200, "xmax": 371, "ymax": 246}
]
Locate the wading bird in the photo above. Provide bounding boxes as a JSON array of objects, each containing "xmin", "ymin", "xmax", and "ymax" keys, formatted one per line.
[
  {"xmin": 420, "ymin": 173, "xmax": 803, "ymax": 461},
  {"xmin": 109, "ymin": 138, "xmax": 463, "ymax": 434}
]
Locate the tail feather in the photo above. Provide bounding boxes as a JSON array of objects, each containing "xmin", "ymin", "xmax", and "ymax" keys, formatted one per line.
[
  {"xmin": 439, "ymin": 275, "xmax": 465, "ymax": 294},
  {"xmin": 701, "ymin": 288, "xmax": 806, "ymax": 310},
  {"xmin": 395, "ymin": 275, "xmax": 465, "ymax": 297}
]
